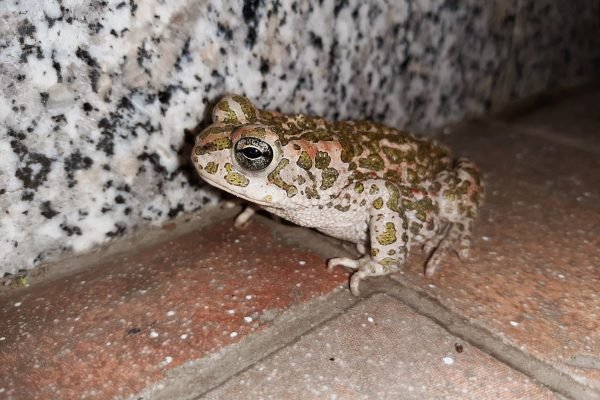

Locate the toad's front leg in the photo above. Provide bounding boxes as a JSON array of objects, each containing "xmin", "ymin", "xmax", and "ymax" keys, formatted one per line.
[{"xmin": 328, "ymin": 184, "xmax": 410, "ymax": 296}]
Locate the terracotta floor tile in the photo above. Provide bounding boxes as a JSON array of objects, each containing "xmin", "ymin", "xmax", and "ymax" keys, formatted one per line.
[
  {"xmin": 0, "ymin": 221, "xmax": 348, "ymax": 400},
  {"xmin": 391, "ymin": 119, "xmax": 600, "ymax": 389},
  {"xmin": 205, "ymin": 294, "xmax": 555, "ymax": 400},
  {"xmin": 502, "ymin": 90, "xmax": 600, "ymax": 149}
]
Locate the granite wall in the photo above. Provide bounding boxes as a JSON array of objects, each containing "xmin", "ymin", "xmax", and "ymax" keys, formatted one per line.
[{"xmin": 1, "ymin": 0, "xmax": 599, "ymax": 275}]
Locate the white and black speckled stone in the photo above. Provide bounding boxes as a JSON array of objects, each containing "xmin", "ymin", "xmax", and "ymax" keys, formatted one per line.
[{"xmin": 1, "ymin": 0, "xmax": 599, "ymax": 275}]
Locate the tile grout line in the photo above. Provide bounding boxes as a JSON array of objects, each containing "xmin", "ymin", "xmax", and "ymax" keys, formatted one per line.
[
  {"xmin": 127, "ymin": 217, "xmax": 362, "ymax": 400},
  {"xmin": 129, "ymin": 289, "xmax": 361, "ymax": 400},
  {"xmin": 142, "ymin": 219, "xmax": 597, "ymax": 400},
  {"xmin": 365, "ymin": 278, "xmax": 599, "ymax": 400}
]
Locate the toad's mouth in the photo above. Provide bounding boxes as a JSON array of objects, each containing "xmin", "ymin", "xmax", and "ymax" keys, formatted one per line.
[{"xmin": 199, "ymin": 174, "xmax": 277, "ymax": 208}]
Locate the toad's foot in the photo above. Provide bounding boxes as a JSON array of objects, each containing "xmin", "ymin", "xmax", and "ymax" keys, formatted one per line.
[
  {"xmin": 328, "ymin": 256, "xmax": 393, "ymax": 296},
  {"xmin": 356, "ymin": 243, "xmax": 368, "ymax": 255},
  {"xmin": 234, "ymin": 206, "xmax": 257, "ymax": 229},
  {"xmin": 425, "ymin": 222, "xmax": 472, "ymax": 277},
  {"xmin": 327, "ymin": 257, "xmax": 360, "ymax": 271}
]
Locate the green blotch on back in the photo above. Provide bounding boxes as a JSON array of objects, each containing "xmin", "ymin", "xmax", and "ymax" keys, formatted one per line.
[
  {"xmin": 320, "ymin": 168, "xmax": 339, "ymax": 190},
  {"xmin": 315, "ymin": 151, "xmax": 331, "ymax": 169},
  {"xmin": 296, "ymin": 151, "xmax": 313, "ymax": 170},
  {"xmin": 406, "ymin": 168, "xmax": 418, "ymax": 184},
  {"xmin": 301, "ymin": 129, "xmax": 333, "ymax": 143},
  {"xmin": 382, "ymin": 146, "xmax": 402, "ymax": 163},
  {"xmin": 383, "ymin": 170, "xmax": 402, "ymax": 182},
  {"xmin": 359, "ymin": 154, "xmax": 384, "ymax": 171},
  {"xmin": 296, "ymin": 115, "xmax": 318, "ymax": 130},
  {"xmin": 354, "ymin": 182, "xmax": 364, "ymax": 193},
  {"xmin": 385, "ymin": 181, "xmax": 401, "ymax": 212}
]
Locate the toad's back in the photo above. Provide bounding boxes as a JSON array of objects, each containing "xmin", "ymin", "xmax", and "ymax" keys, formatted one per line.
[{"xmin": 275, "ymin": 114, "xmax": 454, "ymax": 188}]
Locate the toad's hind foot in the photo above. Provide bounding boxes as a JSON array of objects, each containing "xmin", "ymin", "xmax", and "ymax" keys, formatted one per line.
[{"xmin": 425, "ymin": 222, "xmax": 473, "ymax": 277}]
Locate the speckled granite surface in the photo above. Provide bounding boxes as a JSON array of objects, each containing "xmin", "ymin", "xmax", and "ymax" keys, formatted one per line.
[{"xmin": 1, "ymin": 0, "xmax": 599, "ymax": 275}]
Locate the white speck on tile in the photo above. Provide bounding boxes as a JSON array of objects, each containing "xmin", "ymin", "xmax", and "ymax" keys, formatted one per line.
[
  {"xmin": 244, "ymin": 316, "xmax": 253, "ymax": 323},
  {"xmin": 245, "ymin": 294, "xmax": 253, "ymax": 300},
  {"xmin": 234, "ymin": 239, "xmax": 240, "ymax": 243},
  {"xmin": 428, "ymin": 284, "xmax": 436, "ymax": 288},
  {"xmin": 166, "ymin": 310, "xmax": 176, "ymax": 317},
  {"xmin": 298, "ymin": 260, "xmax": 306, "ymax": 265},
  {"xmin": 0, "ymin": 337, "xmax": 5, "ymax": 341},
  {"xmin": 180, "ymin": 334, "xmax": 188, "ymax": 340},
  {"xmin": 161, "ymin": 356, "xmax": 173, "ymax": 366},
  {"xmin": 510, "ymin": 321, "xmax": 519, "ymax": 327},
  {"xmin": 149, "ymin": 331, "xmax": 159, "ymax": 338},
  {"xmin": 14, "ymin": 302, "xmax": 21, "ymax": 307},
  {"xmin": 482, "ymin": 236, "xmax": 490, "ymax": 241},
  {"xmin": 367, "ymin": 316, "xmax": 374, "ymax": 323},
  {"xmin": 227, "ymin": 309, "xmax": 235, "ymax": 315},
  {"xmin": 443, "ymin": 356, "xmax": 454, "ymax": 365},
  {"xmin": 558, "ymin": 274, "xmax": 565, "ymax": 279},
  {"xmin": 230, "ymin": 331, "xmax": 238, "ymax": 338}
]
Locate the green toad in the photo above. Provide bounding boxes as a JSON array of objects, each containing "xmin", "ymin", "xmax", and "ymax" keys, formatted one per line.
[{"xmin": 193, "ymin": 95, "xmax": 484, "ymax": 295}]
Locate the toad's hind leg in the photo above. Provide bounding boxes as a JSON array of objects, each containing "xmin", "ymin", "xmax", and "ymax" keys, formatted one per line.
[
  {"xmin": 425, "ymin": 222, "xmax": 470, "ymax": 277},
  {"xmin": 427, "ymin": 158, "xmax": 484, "ymax": 276}
]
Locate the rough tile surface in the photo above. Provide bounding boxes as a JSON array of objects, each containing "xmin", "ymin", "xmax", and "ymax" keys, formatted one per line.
[
  {"xmin": 204, "ymin": 294, "xmax": 556, "ymax": 400},
  {"xmin": 391, "ymin": 111, "xmax": 600, "ymax": 390},
  {"xmin": 0, "ymin": 220, "xmax": 348, "ymax": 400},
  {"xmin": 2, "ymin": 0, "xmax": 600, "ymax": 275},
  {"xmin": 503, "ymin": 90, "xmax": 600, "ymax": 152}
]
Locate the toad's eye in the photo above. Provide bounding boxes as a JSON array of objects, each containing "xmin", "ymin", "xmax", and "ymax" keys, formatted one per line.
[
  {"xmin": 240, "ymin": 146, "xmax": 262, "ymax": 159},
  {"xmin": 234, "ymin": 137, "xmax": 274, "ymax": 171}
]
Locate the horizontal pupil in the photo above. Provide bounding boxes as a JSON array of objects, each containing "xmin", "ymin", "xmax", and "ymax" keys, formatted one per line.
[{"xmin": 242, "ymin": 147, "xmax": 262, "ymax": 159}]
